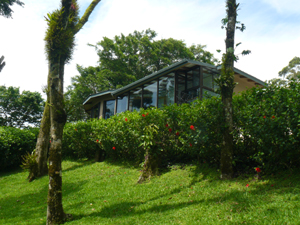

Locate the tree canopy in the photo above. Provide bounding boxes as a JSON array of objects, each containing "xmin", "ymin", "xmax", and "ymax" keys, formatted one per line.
[
  {"xmin": 0, "ymin": 0, "xmax": 24, "ymax": 18},
  {"xmin": 0, "ymin": 86, "xmax": 44, "ymax": 128},
  {"xmin": 65, "ymin": 29, "xmax": 218, "ymax": 122},
  {"xmin": 278, "ymin": 56, "xmax": 300, "ymax": 80}
]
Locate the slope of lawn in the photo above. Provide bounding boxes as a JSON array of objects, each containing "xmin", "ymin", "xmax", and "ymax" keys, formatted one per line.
[{"xmin": 0, "ymin": 160, "xmax": 300, "ymax": 225}]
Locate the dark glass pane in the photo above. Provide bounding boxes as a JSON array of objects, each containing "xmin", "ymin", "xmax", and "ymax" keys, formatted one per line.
[
  {"xmin": 187, "ymin": 68, "xmax": 200, "ymax": 89},
  {"xmin": 117, "ymin": 95, "xmax": 128, "ymax": 113},
  {"xmin": 94, "ymin": 103, "xmax": 100, "ymax": 119},
  {"xmin": 202, "ymin": 88, "xmax": 219, "ymax": 98},
  {"xmin": 129, "ymin": 88, "xmax": 142, "ymax": 111},
  {"xmin": 177, "ymin": 73, "xmax": 185, "ymax": 104},
  {"xmin": 203, "ymin": 72, "xmax": 213, "ymax": 89},
  {"xmin": 143, "ymin": 81, "xmax": 157, "ymax": 109},
  {"xmin": 158, "ymin": 73, "xmax": 175, "ymax": 108},
  {"xmin": 104, "ymin": 100, "xmax": 115, "ymax": 119}
]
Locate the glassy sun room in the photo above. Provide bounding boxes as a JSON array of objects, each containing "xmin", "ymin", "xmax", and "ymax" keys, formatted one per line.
[{"xmin": 83, "ymin": 60, "xmax": 265, "ymax": 119}]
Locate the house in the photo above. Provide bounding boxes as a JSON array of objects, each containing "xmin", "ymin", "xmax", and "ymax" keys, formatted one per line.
[{"xmin": 83, "ymin": 59, "xmax": 266, "ymax": 119}]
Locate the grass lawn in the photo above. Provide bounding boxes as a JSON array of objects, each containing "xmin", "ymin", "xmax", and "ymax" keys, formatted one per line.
[{"xmin": 0, "ymin": 160, "xmax": 300, "ymax": 225}]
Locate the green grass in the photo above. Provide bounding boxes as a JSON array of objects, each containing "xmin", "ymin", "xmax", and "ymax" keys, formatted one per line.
[{"xmin": 1, "ymin": 161, "xmax": 300, "ymax": 225}]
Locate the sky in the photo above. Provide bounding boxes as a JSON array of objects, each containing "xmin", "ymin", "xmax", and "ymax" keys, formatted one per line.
[{"xmin": 1, "ymin": 0, "xmax": 300, "ymax": 98}]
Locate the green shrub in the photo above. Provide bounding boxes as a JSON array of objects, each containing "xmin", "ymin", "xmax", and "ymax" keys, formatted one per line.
[
  {"xmin": 0, "ymin": 127, "xmax": 38, "ymax": 171},
  {"xmin": 62, "ymin": 120, "xmax": 100, "ymax": 160},
  {"xmin": 233, "ymin": 79, "xmax": 300, "ymax": 172}
]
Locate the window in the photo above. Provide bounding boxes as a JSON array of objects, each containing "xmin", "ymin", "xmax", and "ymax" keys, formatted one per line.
[
  {"xmin": 117, "ymin": 94, "xmax": 128, "ymax": 113},
  {"xmin": 143, "ymin": 80, "xmax": 157, "ymax": 109},
  {"xmin": 202, "ymin": 89, "xmax": 219, "ymax": 98},
  {"xmin": 129, "ymin": 88, "xmax": 142, "ymax": 111},
  {"xmin": 103, "ymin": 100, "xmax": 115, "ymax": 119},
  {"xmin": 177, "ymin": 68, "xmax": 200, "ymax": 104},
  {"xmin": 90, "ymin": 103, "xmax": 100, "ymax": 119},
  {"xmin": 158, "ymin": 73, "xmax": 175, "ymax": 108}
]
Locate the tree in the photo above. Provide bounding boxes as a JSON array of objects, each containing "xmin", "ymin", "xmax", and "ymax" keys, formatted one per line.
[
  {"xmin": 65, "ymin": 65, "xmax": 110, "ymax": 121},
  {"xmin": 65, "ymin": 30, "xmax": 218, "ymax": 122},
  {"xmin": 0, "ymin": 86, "xmax": 44, "ymax": 128},
  {"xmin": 94, "ymin": 29, "xmax": 217, "ymax": 86},
  {"xmin": 26, "ymin": 0, "xmax": 101, "ymax": 224},
  {"xmin": 279, "ymin": 56, "xmax": 300, "ymax": 80},
  {"xmin": 218, "ymin": 0, "xmax": 238, "ymax": 179},
  {"xmin": 0, "ymin": 0, "xmax": 24, "ymax": 18}
]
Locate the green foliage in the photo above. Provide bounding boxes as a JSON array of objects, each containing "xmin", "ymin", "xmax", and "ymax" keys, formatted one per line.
[
  {"xmin": 0, "ymin": 126, "xmax": 38, "ymax": 171},
  {"xmin": 0, "ymin": 0, "xmax": 24, "ymax": 18},
  {"xmin": 64, "ymin": 65, "xmax": 109, "ymax": 122},
  {"xmin": 278, "ymin": 56, "xmax": 300, "ymax": 80},
  {"xmin": 216, "ymin": 54, "xmax": 236, "ymax": 98},
  {"xmin": 94, "ymin": 29, "xmax": 218, "ymax": 87},
  {"xmin": 62, "ymin": 120, "xmax": 100, "ymax": 160},
  {"xmin": 0, "ymin": 86, "xmax": 44, "ymax": 128},
  {"xmin": 233, "ymin": 79, "xmax": 300, "ymax": 172},
  {"xmin": 63, "ymin": 80, "xmax": 300, "ymax": 174},
  {"xmin": 44, "ymin": 0, "xmax": 79, "ymax": 63},
  {"xmin": 21, "ymin": 150, "xmax": 37, "ymax": 173}
]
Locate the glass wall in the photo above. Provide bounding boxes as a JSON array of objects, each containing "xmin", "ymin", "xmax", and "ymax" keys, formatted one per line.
[
  {"xmin": 143, "ymin": 80, "xmax": 157, "ymax": 109},
  {"xmin": 90, "ymin": 103, "xmax": 100, "ymax": 119},
  {"xmin": 117, "ymin": 94, "xmax": 128, "ymax": 113},
  {"xmin": 158, "ymin": 72, "xmax": 175, "ymax": 108},
  {"xmin": 202, "ymin": 89, "xmax": 219, "ymax": 98},
  {"xmin": 129, "ymin": 88, "xmax": 142, "ymax": 111},
  {"xmin": 104, "ymin": 100, "xmax": 115, "ymax": 119}
]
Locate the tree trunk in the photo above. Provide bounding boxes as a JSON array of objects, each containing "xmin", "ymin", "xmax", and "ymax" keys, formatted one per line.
[
  {"xmin": 46, "ymin": 60, "xmax": 68, "ymax": 225},
  {"xmin": 137, "ymin": 149, "xmax": 160, "ymax": 183},
  {"xmin": 220, "ymin": 0, "xmax": 237, "ymax": 180},
  {"xmin": 28, "ymin": 75, "xmax": 51, "ymax": 182},
  {"xmin": 45, "ymin": 1, "xmax": 101, "ymax": 223}
]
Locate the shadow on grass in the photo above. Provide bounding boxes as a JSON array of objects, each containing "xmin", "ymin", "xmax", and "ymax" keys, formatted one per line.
[
  {"xmin": 0, "ymin": 167, "xmax": 23, "ymax": 178},
  {"xmin": 68, "ymin": 167, "xmax": 300, "ymax": 223},
  {"xmin": 0, "ymin": 179, "xmax": 88, "ymax": 223},
  {"xmin": 62, "ymin": 160, "xmax": 93, "ymax": 173}
]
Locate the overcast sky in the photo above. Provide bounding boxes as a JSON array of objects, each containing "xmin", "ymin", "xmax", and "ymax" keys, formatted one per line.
[{"xmin": 1, "ymin": 0, "xmax": 300, "ymax": 98}]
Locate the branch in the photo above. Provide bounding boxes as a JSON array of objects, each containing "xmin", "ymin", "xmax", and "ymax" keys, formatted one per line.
[{"xmin": 74, "ymin": 0, "xmax": 101, "ymax": 34}]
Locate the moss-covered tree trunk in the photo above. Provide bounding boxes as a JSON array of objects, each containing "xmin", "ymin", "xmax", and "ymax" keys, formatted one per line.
[
  {"xmin": 46, "ymin": 59, "xmax": 68, "ymax": 225},
  {"xmin": 28, "ymin": 75, "xmax": 51, "ymax": 182},
  {"xmin": 137, "ymin": 149, "xmax": 160, "ymax": 183},
  {"xmin": 220, "ymin": 0, "xmax": 237, "ymax": 180},
  {"xmin": 44, "ymin": 1, "xmax": 101, "ymax": 223}
]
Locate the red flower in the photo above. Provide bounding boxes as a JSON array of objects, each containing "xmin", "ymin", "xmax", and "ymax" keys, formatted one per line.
[
  {"xmin": 263, "ymin": 115, "xmax": 266, "ymax": 119},
  {"xmin": 75, "ymin": 129, "xmax": 77, "ymax": 131},
  {"xmin": 189, "ymin": 143, "xmax": 192, "ymax": 147},
  {"xmin": 176, "ymin": 132, "xmax": 180, "ymax": 136},
  {"xmin": 168, "ymin": 128, "xmax": 172, "ymax": 132},
  {"xmin": 96, "ymin": 139, "xmax": 99, "ymax": 143},
  {"xmin": 142, "ymin": 114, "xmax": 145, "ymax": 117},
  {"xmin": 255, "ymin": 167, "xmax": 261, "ymax": 173},
  {"xmin": 165, "ymin": 124, "xmax": 169, "ymax": 127},
  {"xmin": 272, "ymin": 115, "xmax": 275, "ymax": 119},
  {"xmin": 271, "ymin": 184, "xmax": 274, "ymax": 187},
  {"xmin": 146, "ymin": 112, "xmax": 149, "ymax": 116},
  {"xmin": 49, "ymin": 140, "xmax": 51, "ymax": 143},
  {"xmin": 125, "ymin": 118, "xmax": 128, "ymax": 122},
  {"xmin": 190, "ymin": 125, "xmax": 195, "ymax": 130},
  {"xmin": 112, "ymin": 146, "xmax": 116, "ymax": 150},
  {"xmin": 246, "ymin": 184, "xmax": 249, "ymax": 187}
]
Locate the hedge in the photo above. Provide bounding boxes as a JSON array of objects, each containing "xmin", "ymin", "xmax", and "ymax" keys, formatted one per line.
[{"xmin": 0, "ymin": 127, "xmax": 39, "ymax": 171}]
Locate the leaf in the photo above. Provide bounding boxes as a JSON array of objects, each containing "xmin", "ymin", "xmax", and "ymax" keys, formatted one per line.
[{"xmin": 241, "ymin": 50, "xmax": 251, "ymax": 56}]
